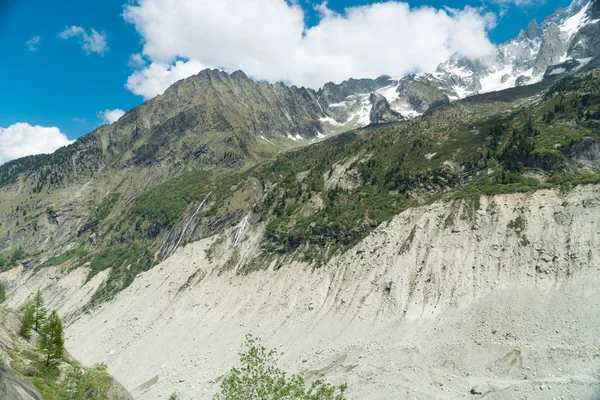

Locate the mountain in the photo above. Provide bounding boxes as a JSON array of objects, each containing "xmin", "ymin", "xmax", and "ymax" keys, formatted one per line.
[
  {"xmin": 317, "ymin": 0, "xmax": 600, "ymax": 129},
  {"xmin": 1, "ymin": 0, "xmax": 600, "ymax": 398},
  {"xmin": 1, "ymin": 66, "xmax": 600, "ymax": 398},
  {"xmin": 419, "ymin": 0, "xmax": 600, "ymax": 97}
]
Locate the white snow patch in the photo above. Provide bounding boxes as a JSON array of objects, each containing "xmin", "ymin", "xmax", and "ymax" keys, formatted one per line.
[
  {"xmin": 560, "ymin": 2, "xmax": 592, "ymax": 39},
  {"xmin": 316, "ymin": 131, "xmax": 326, "ymax": 139},
  {"xmin": 356, "ymin": 95, "xmax": 373, "ymax": 127},
  {"xmin": 575, "ymin": 57, "xmax": 594, "ymax": 70},
  {"xmin": 327, "ymin": 100, "xmax": 352, "ymax": 109},
  {"xmin": 478, "ymin": 65, "xmax": 518, "ymax": 94},
  {"xmin": 548, "ymin": 67, "xmax": 567, "ymax": 76},
  {"xmin": 319, "ymin": 116, "xmax": 344, "ymax": 127},
  {"xmin": 403, "ymin": 110, "xmax": 422, "ymax": 119},
  {"xmin": 376, "ymin": 84, "xmax": 400, "ymax": 104},
  {"xmin": 295, "ymin": 134, "xmax": 304, "ymax": 141}
]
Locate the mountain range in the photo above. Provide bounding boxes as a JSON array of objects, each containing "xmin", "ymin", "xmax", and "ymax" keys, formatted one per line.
[
  {"xmin": 307, "ymin": 0, "xmax": 600, "ymax": 128},
  {"xmin": 1, "ymin": 1, "xmax": 600, "ymax": 399}
]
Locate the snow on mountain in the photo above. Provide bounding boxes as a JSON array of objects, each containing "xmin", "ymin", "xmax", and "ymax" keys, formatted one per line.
[
  {"xmin": 314, "ymin": 0, "xmax": 600, "ymax": 135},
  {"xmin": 426, "ymin": 0, "xmax": 600, "ymax": 99}
]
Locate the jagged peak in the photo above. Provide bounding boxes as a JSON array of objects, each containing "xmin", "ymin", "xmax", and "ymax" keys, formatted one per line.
[
  {"xmin": 525, "ymin": 19, "xmax": 542, "ymax": 40},
  {"xmin": 230, "ymin": 70, "xmax": 249, "ymax": 80}
]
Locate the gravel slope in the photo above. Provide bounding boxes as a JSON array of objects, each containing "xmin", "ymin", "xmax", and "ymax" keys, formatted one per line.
[{"xmin": 3, "ymin": 185, "xmax": 600, "ymax": 399}]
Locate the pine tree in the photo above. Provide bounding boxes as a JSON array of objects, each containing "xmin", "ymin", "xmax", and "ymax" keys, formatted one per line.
[
  {"xmin": 31, "ymin": 290, "xmax": 47, "ymax": 332},
  {"xmin": 39, "ymin": 310, "xmax": 64, "ymax": 366},
  {"xmin": 0, "ymin": 281, "xmax": 6, "ymax": 303},
  {"xmin": 20, "ymin": 301, "xmax": 35, "ymax": 338}
]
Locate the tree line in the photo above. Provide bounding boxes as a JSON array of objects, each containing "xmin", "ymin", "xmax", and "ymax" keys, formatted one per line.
[{"xmin": 0, "ymin": 284, "xmax": 117, "ymax": 399}]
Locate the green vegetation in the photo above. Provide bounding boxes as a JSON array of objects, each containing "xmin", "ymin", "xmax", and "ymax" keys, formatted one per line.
[
  {"xmin": 508, "ymin": 215, "xmax": 527, "ymax": 232},
  {"xmin": 11, "ymin": 292, "xmax": 118, "ymax": 399},
  {"xmin": 0, "ymin": 281, "xmax": 6, "ymax": 303},
  {"xmin": 246, "ymin": 69, "xmax": 600, "ymax": 260},
  {"xmin": 58, "ymin": 362, "xmax": 115, "ymax": 400},
  {"xmin": 45, "ymin": 246, "xmax": 88, "ymax": 267},
  {"xmin": 0, "ymin": 132, "xmax": 104, "ymax": 192},
  {"xmin": 129, "ymin": 170, "xmax": 212, "ymax": 236},
  {"xmin": 39, "ymin": 310, "xmax": 64, "ymax": 366},
  {"xmin": 10, "ymin": 68, "xmax": 600, "ymax": 305},
  {"xmin": 0, "ymin": 247, "xmax": 29, "ymax": 272},
  {"xmin": 20, "ymin": 301, "xmax": 35, "ymax": 338},
  {"xmin": 32, "ymin": 290, "xmax": 48, "ymax": 332},
  {"xmin": 11, "ymin": 353, "xmax": 116, "ymax": 400},
  {"xmin": 85, "ymin": 242, "xmax": 155, "ymax": 307},
  {"xmin": 214, "ymin": 335, "xmax": 347, "ymax": 400},
  {"xmin": 19, "ymin": 290, "xmax": 48, "ymax": 337}
]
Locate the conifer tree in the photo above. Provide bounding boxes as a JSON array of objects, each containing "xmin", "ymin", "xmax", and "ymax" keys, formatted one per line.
[
  {"xmin": 39, "ymin": 310, "xmax": 64, "ymax": 366},
  {"xmin": 20, "ymin": 301, "xmax": 35, "ymax": 338},
  {"xmin": 31, "ymin": 290, "xmax": 47, "ymax": 332},
  {"xmin": 0, "ymin": 281, "xmax": 6, "ymax": 303}
]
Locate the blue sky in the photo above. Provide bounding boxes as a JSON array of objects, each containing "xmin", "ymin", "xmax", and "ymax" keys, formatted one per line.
[{"xmin": 0, "ymin": 0, "xmax": 572, "ymax": 145}]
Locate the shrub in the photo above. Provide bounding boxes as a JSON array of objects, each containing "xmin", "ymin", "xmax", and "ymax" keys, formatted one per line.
[
  {"xmin": 58, "ymin": 363, "xmax": 113, "ymax": 399},
  {"xmin": 214, "ymin": 335, "xmax": 347, "ymax": 400}
]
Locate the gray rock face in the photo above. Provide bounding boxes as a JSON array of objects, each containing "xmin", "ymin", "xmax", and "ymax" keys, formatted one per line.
[
  {"xmin": 525, "ymin": 20, "xmax": 543, "ymax": 40},
  {"xmin": 0, "ymin": 366, "xmax": 43, "ymax": 400},
  {"xmin": 368, "ymin": 93, "xmax": 403, "ymax": 124},
  {"xmin": 570, "ymin": 137, "xmax": 600, "ymax": 171},
  {"xmin": 319, "ymin": 76, "xmax": 393, "ymax": 105},
  {"xmin": 568, "ymin": 22, "xmax": 600, "ymax": 58},
  {"xmin": 534, "ymin": 26, "xmax": 568, "ymax": 76},
  {"xmin": 419, "ymin": 0, "xmax": 600, "ymax": 99},
  {"xmin": 396, "ymin": 78, "xmax": 449, "ymax": 114}
]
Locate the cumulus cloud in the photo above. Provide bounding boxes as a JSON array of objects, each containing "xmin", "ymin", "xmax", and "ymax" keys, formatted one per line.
[
  {"xmin": 59, "ymin": 25, "xmax": 108, "ymax": 55},
  {"xmin": 126, "ymin": 60, "xmax": 207, "ymax": 99},
  {"xmin": 26, "ymin": 36, "xmax": 40, "ymax": 52},
  {"xmin": 123, "ymin": 0, "xmax": 497, "ymax": 98},
  {"xmin": 0, "ymin": 123, "xmax": 73, "ymax": 165},
  {"xmin": 97, "ymin": 109, "xmax": 126, "ymax": 124},
  {"xmin": 128, "ymin": 53, "xmax": 146, "ymax": 68}
]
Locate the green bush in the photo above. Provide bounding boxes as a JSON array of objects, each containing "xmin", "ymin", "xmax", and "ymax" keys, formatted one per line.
[
  {"xmin": 214, "ymin": 335, "xmax": 347, "ymax": 400},
  {"xmin": 58, "ymin": 363, "xmax": 114, "ymax": 399}
]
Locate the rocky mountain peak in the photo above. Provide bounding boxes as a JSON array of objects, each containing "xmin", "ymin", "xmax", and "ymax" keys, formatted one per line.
[
  {"xmin": 525, "ymin": 19, "xmax": 543, "ymax": 40},
  {"xmin": 410, "ymin": 0, "xmax": 600, "ymax": 101}
]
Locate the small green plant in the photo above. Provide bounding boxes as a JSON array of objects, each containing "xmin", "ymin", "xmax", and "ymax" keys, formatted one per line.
[
  {"xmin": 508, "ymin": 215, "xmax": 526, "ymax": 232},
  {"xmin": 214, "ymin": 335, "xmax": 347, "ymax": 400},
  {"xmin": 168, "ymin": 393, "xmax": 179, "ymax": 400}
]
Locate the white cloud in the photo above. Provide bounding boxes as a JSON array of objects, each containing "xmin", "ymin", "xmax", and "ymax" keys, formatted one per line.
[
  {"xmin": 59, "ymin": 25, "xmax": 108, "ymax": 55},
  {"xmin": 0, "ymin": 123, "xmax": 73, "ymax": 165},
  {"xmin": 123, "ymin": 0, "xmax": 496, "ymax": 98},
  {"xmin": 128, "ymin": 53, "xmax": 146, "ymax": 68},
  {"xmin": 26, "ymin": 36, "xmax": 40, "ymax": 52},
  {"xmin": 126, "ymin": 60, "xmax": 207, "ymax": 99},
  {"xmin": 97, "ymin": 109, "xmax": 126, "ymax": 124},
  {"xmin": 491, "ymin": 0, "xmax": 535, "ymax": 5}
]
